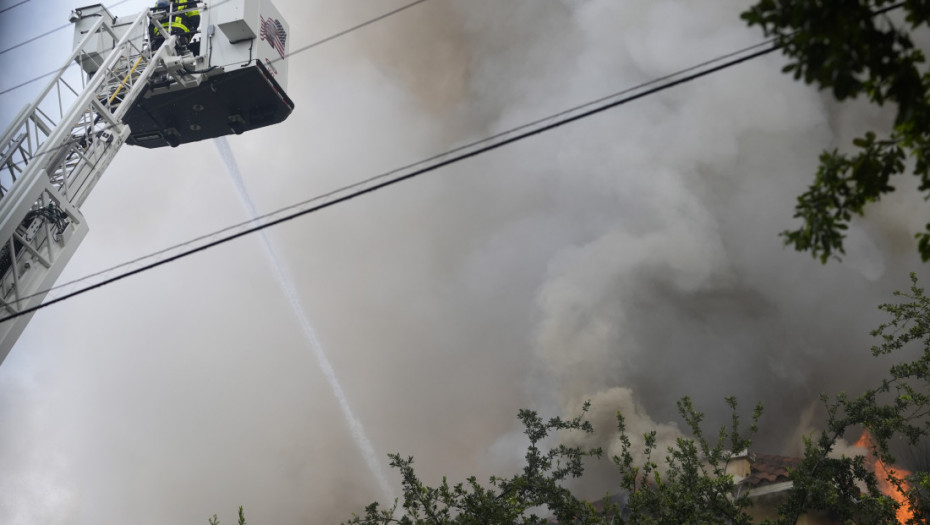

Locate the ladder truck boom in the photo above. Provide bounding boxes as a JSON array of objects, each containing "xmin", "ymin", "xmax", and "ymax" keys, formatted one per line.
[{"xmin": 0, "ymin": 0, "xmax": 294, "ymax": 365}]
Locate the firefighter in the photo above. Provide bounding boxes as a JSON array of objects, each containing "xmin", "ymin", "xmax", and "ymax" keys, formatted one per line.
[{"xmin": 150, "ymin": 0, "xmax": 201, "ymax": 53}]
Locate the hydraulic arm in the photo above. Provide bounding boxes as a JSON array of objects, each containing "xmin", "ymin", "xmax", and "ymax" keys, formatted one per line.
[
  {"xmin": 0, "ymin": 7, "xmax": 181, "ymax": 363},
  {"xmin": 0, "ymin": 0, "xmax": 293, "ymax": 365}
]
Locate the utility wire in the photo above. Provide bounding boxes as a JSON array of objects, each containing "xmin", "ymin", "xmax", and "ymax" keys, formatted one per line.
[
  {"xmin": 5, "ymin": 35, "xmax": 765, "ymax": 174},
  {"xmin": 271, "ymin": 0, "xmax": 431, "ymax": 63},
  {"xmin": 0, "ymin": 0, "xmax": 133, "ymax": 57},
  {"xmin": 0, "ymin": 0, "xmax": 911, "ymax": 95},
  {"xmin": 0, "ymin": 0, "xmax": 442, "ymax": 305},
  {"xmin": 7, "ymin": 36, "xmax": 781, "ymax": 306},
  {"xmin": 0, "ymin": 0, "xmax": 427, "ymax": 95},
  {"xmin": 0, "ymin": 69, "xmax": 59, "ymax": 95},
  {"xmin": 0, "ymin": 0, "xmax": 212, "ymax": 95},
  {"xmin": 1, "ymin": 0, "xmax": 433, "ymax": 170},
  {"xmin": 0, "ymin": 41, "xmax": 781, "ymax": 323},
  {"xmin": 0, "ymin": 0, "xmax": 910, "ymax": 311},
  {"xmin": 0, "ymin": 25, "xmax": 71, "ymax": 59},
  {"xmin": 0, "ymin": 0, "xmax": 30, "ymax": 15}
]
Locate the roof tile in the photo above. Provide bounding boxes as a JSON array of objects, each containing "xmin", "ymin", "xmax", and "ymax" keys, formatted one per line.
[{"xmin": 744, "ymin": 453, "xmax": 801, "ymax": 487}]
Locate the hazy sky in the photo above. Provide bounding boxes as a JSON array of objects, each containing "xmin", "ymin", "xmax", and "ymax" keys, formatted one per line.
[{"xmin": 0, "ymin": 1, "xmax": 928, "ymax": 524}]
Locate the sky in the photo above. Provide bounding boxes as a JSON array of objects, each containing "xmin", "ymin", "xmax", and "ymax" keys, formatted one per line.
[{"xmin": 0, "ymin": 0, "xmax": 928, "ymax": 523}]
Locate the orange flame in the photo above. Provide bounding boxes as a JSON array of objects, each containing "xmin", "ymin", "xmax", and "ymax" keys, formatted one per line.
[{"xmin": 854, "ymin": 430, "xmax": 914, "ymax": 524}]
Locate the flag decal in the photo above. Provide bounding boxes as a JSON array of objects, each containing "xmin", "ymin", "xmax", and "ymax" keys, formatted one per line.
[{"xmin": 260, "ymin": 15, "xmax": 286, "ymax": 59}]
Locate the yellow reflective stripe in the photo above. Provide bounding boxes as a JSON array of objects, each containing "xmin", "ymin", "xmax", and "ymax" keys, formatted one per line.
[
  {"xmin": 170, "ymin": 0, "xmax": 198, "ymax": 16},
  {"xmin": 164, "ymin": 17, "xmax": 189, "ymax": 32},
  {"xmin": 151, "ymin": 2, "xmax": 197, "ymax": 34},
  {"xmin": 153, "ymin": 22, "xmax": 189, "ymax": 34}
]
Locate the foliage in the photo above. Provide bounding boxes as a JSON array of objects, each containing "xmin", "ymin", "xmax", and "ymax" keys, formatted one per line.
[
  {"xmin": 343, "ymin": 276, "xmax": 930, "ymax": 524},
  {"xmin": 207, "ymin": 506, "xmax": 246, "ymax": 525},
  {"xmin": 343, "ymin": 398, "xmax": 767, "ymax": 525},
  {"xmin": 615, "ymin": 397, "xmax": 762, "ymax": 525},
  {"xmin": 741, "ymin": 1, "xmax": 930, "ymax": 262},
  {"xmin": 344, "ymin": 403, "xmax": 607, "ymax": 524},
  {"xmin": 774, "ymin": 422, "xmax": 895, "ymax": 524},
  {"xmin": 798, "ymin": 273, "xmax": 930, "ymax": 523}
]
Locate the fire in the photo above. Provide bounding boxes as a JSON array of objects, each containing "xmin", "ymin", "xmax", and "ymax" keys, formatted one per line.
[{"xmin": 854, "ymin": 430, "xmax": 915, "ymax": 523}]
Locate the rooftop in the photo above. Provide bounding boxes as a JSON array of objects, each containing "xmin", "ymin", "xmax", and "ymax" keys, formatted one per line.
[{"xmin": 743, "ymin": 453, "xmax": 801, "ymax": 488}]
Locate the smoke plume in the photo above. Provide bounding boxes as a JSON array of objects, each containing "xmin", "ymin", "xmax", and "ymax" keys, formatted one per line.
[{"xmin": 0, "ymin": 0, "xmax": 928, "ymax": 523}]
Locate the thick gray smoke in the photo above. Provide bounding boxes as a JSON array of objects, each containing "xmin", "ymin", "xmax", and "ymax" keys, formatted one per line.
[{"xmin": 0, "ymin": 0, "xmax": 928, "ymax": 523}]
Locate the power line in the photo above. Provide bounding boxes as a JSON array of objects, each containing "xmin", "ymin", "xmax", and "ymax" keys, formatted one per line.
[
  {"xmin": 8, "ymin": 36, "xmax": 781, "ymax": 307},
  {"xmin": 0, "ymin": 0, "xmax": 429, "ymax": 95},
  {"xmin": 0, "ymin": 0, "xmax": 210, "ymax": 95},
  {"xmin": 0, "ymin": 0, "xmax": 133, "ymax": 57},
  {"xmin": 0, "ymin": 69, "xmax": 58, "ymax": 96},
  {"xmin": 271, "ymin": 0, "xmax": 431, "ymax": 63},
  {"xmin": 0, "ymin": 0, "xmax": 30, "ymax": 15},
  {"xmin": 1, "ymin": 0, "xmax": 434, "ymax": 171},
  {"xmin": 1, "ymin": 0, "xmax": 910, "ymax": 95},
  {"xmin": 0, "ymin": 0, "xmax": 442, "ymax": 306},
  {"xmin": 0, "ymin": 24, "xmax": 71, "ymax": 59},
  {"xmin": 0, "ymin": 40, "xmax": 781, "ymax": 323},
  {"xmin": 1, "ymin": 1, "xmax": 909, "ymax": 314}
]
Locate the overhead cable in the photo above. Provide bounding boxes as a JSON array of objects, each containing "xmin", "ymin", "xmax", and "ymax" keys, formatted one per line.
[
  {"xmin": 271, "ymin": 0, "xmax": 431, "ymax": 63},
  {"xmin": 0, "ymin": 0, "xmax": 910, "ymax": 94},
  {"xmin": 0, "ymin": 40, "xmax": 781, "ymax": 323},
  {"xmin": 1, "ymin": 0, "xmax": 434, "ymax": 171},
  {"xmin": 0, "ymin": 0, "xmax": 214, "ymax": 95},
  {"xmin": 3, "ymin": 1, "xmax": 909, "ymax": 317},
  {"xmin": 0, "ymin": 0, "xmax": 133, "ymax": 57},
  {"xmin": 0, "ymin": 0, "xmax": 30, "ymax": 15},
  {"xmin": 0, "ymin": 0, "xmax": 429, "ymax": 96},
  {"xmin": 9, "ymin": 36, "xmax": 780, "ymax": 306}
]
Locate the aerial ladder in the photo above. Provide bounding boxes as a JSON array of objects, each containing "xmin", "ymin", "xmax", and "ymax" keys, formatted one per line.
[{"xmin": 0, "ymin": 0, "xmax": 294, "ymax": 365}]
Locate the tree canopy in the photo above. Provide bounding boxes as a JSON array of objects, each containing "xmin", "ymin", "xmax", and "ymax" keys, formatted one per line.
[
  {"xmin": 741, "ymin": 0, "xmax": 930, "ymax": 262},
  {"xmin": 224, "ymin": 4, "xmax": 930, "ymax": 523},
  {"xmin": 343, "ymin": 276, "xmax": 930, "ymax": 524}
]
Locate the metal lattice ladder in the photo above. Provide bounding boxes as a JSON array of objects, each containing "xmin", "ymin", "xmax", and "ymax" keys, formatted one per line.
[{"xmin": 0, "ymin": 7, "xmax": 180, "ymax": 363}]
